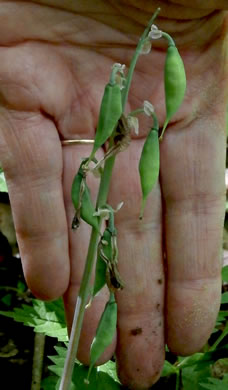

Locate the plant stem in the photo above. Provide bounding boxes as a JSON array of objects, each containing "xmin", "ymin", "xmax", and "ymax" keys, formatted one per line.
[
  {"xmin": 176, "ymin": 370, "xmax": 180, "ymax": 390},
  {"xmin": 121, "ymin": 7, "xmax": 160, "ymax": 109},
  {"xmin": 209, "ymin": 321, "xmax": 228, "ymax": 351},
  {"xmin": 162, "ymin": 31, "xmax": 176, "ymax": 47},
  {"xmin": 59, "ymin": 157, "xmax": 115, "ymax": 390},
  {"xmin": 59, "ymin": 8, "xmax": 161, "ymax": 390},
  {"xmin": 31, "ymin": 333, "xmax": 45, "ymax": 390}
]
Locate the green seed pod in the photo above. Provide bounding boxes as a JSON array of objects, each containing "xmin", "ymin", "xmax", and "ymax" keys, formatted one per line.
[
  {"xmin": 92, "ymin": 229, "xmax": 112, "ymax": 298},
  {"xmin": 92, "ymin": 253, "xmax": 107, "ymax": 298},
  {"xmin": 139, "ymin": 128, "xmax": 160, "ymax": 219},
  {"xmin": 161, "ymin": 44, "xmax": 186, "ymax": 139},
  {"xmin": 90, "ymin": 82, "xmax": 122, "ymax": 159},
  {"xmin": 87, "ymin": 292, "xmax": 117, "ymax": 381},
  {"xmin": 71, "ymin": 169, "xmax": 99, "ymax": 232}
]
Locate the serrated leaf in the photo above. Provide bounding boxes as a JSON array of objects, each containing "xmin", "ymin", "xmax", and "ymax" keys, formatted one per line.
[
  {"xmin": 216, "ymin": 311, "xmax": 228, "ymax": 324},
  {"xmin": 221, "ymin": 292, "xmax": 228, "ymax": 304},
  {"xmin": 41, "ymin": 375, "xmax": 59, "ymax": 390},
  {"xmin": 1, "ymin": 293, "xmax": 12, "ymax": 306},
  {"xmin": 161, "ymin": 360, "xmax": 177, "ymax": 377},
  {"xmin": 96, "ymin": 371, "xmax": 122, "ymax": 390},
  {"xmin": 181, "ymin": 349, "xmax": 228, "ymax": 390},
  {"xmin": 0, "ymin": 298, "xmax": 68, "ymax": 341},
  {"xmin": 98, "ymin": 361, "xmax": 120, "ymax": 383},
  {"xmin": 222, "ymin": 266, "xmax": 228, "ymax": 282},
  {"xmin": 200, "ymin": 375, "xmax": 228, "ymax": 390},
  {"xmin": 48, "ymin": 365, "xmax": 64, "ymax": 377},
  {"xmin": 182, "ymin": 364, "xmax": 211, "ymax": 390},
  {"xmin": 0, "ymin": 172, "xmax": 8, "ymax": 192},
  {"xmin": 48, "ymin": 345, "xmax": 123, "ymax": 390}
]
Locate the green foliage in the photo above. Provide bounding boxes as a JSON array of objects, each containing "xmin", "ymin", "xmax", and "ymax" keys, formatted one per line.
[
  {"xmin": 1, "ymin": 293, "xmax": 12, "ymax": 306},
  {"xmin": 0, "ymin": 298, "xmax": 68, "ymax": 341},
  {"xmin": 221, "ymin": 292, "xmax": 228, "ymax": 304},
  {"xmin": 0, "ymin": 171, "xmax": 8, "ymax": 192},
  {"xmin": 181, "ymin": 362, "xmax": 211, "ymax": 390},
  {"xmin": 200, "ymin": 375, "xmax": 228, "ymax": 390},
  {"xmin": 1, "ymin": 264, "xmax": 228, "ymax": 389},
  {"xmin": 43, "ymin": 345, "xmax": 123, "ymax": 390},
  {"xmin": 175, "ymin": 349, "xmax": 228, "ymax": 390},
  {"xmin": 41, "ymin": 375, "xmax": 59, "ymax": 390},
  {"xmin": 161, "ymin": 360, "xmax": 178, "ymax": 377},
  {"xmin": 222, "ymin": 266, "xmax": 228, "ymax": 282}
]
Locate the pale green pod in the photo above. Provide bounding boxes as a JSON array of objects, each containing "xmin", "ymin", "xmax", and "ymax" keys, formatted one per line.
[
  {"xmin": 161, "ymin": 45, "xmax": 186, "ymax": 139},
  {"xmin": 139, "ymin": 128, "xmax": 160, "ymax": 219},
  {"xmin": 86, "ymin": 293, "xmax": 117, "ymax": 381}
]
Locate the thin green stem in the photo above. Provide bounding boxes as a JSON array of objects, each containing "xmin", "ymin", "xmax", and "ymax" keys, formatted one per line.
[
  {"xmin": 128, "ymin": 108, "xmax": 144, "ymax": 117},
  {"xmin": 162, "ymin": 31, "xmax": 176, "ymax": 47},
  {"xmin": 121, "ymin": 8, "xmax": 160, "ymax": 110},
  {"xmin": 152, "ymin": 111, "xmax": 159, "ymax": 131},
  {"xmin": 209, "ymin": 321, "xmax": 228, "ymax": 351},
  {"xmin": 176, "ymin": 370, "xmax": 180, "ymax": 390},
  {"xmin": 59, "ymin": 157, "xmax": 115, "ymax": 390}
]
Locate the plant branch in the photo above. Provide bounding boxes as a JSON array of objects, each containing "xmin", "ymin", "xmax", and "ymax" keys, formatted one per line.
[
  {"xmin": 209, "ymin": 321, "xmax": 228, "ymax": 351},
  {"xmin": 59, "ymin": 8, "xmax": 161, "ymax": 390},
  {"xmin": 31, "ymin": 333, "xmax": 45, "ymax": 390},
  {"xmin": 121, "ymin": 7, "xmax": 160, "ymax": 109}
]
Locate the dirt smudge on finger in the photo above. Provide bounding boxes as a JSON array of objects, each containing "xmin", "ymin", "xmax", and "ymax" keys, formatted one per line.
[{"xmin": 130, "ymin": 327, "xmax": 142, "ymax": 336}]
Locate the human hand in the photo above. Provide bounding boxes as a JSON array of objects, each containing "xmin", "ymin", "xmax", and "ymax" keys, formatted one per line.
[{"xmin": 0, "ymin": 1, "xmax": 227, "ymax": 389}]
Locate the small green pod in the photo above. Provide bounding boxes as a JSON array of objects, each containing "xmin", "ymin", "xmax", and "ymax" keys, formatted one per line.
[
  {"xmin": 92, "ymin": 253, "xmax": 107, "ymax": 298},
  {"xmin": 87, "ymin": 292, "xmax": 117, "ymax": 380},
  {"xmin": 92, "ymin": 229, "xmax": 112, "ymax": 298},
  {"xmin": 71, "ymin": 171, "xmax": 99, "ymax": 232},
  {"xmin": 90, "ymin": 83, "xmax": 122, "ymax": 159},
  {"xmin": 139, "ymin": 128, "xmax": 160, "ymax": 219},
  {"xmin": 161, "ymin": 45, "xmax": 186, "ymax": 139}
]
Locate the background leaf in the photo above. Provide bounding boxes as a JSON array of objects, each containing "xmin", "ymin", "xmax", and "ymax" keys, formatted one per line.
[
  {"xmin": 221, "ymin": 292, "xmax": 228, "ymax": 304},
  {"xmin": 200, "ymin": 375, "xmax": 228, "ymax": 390},
  {"xmin": 0, "ymin": 171, "xmax": 8, "ymax": 192},
  {"xmin": 47, "ymin": 345, "xmax": 123, "ymax": 390},
  {"xmin": 0, "ymin": 298, "xmax": 68, "ymax": 341},
  {"xmin": 222, "ymin": 266, "xmax": 228, "ymax": 283}
]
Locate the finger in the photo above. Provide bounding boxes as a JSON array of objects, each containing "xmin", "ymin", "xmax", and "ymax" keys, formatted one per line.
[
  {"xmin": 160, "ymin": 115, "xmax": 226, "ymax": 355},
  {"xmin": 0, "ymin": 110, "xmax": 70, "ymax": 300},
  {"xmin": 168, "ymin": 0, "xmax": 228, "ymax": 10},
  {"xmin": 107, "ymin": 141, "xmax": 165, "ymax": 389},
  {"xmin": 62, "ymin": 144, "xmax": 117, "ymax": 364}
]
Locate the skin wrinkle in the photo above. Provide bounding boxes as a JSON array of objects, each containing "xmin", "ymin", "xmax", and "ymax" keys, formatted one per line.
[
  {"xmin": 168, "ymin": 0, "xmax": 228, "ymax": 10},
  {"xmin": 0, "ymin": 1, "xmax": 225, "ymax": 49},
  {"xmin": 109, "ymin": 0, "xmax": 213, "ymax": 19}
]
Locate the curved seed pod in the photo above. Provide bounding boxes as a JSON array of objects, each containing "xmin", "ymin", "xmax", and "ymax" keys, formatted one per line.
[
  {"xmin": 161, "ymin": 44, "xmax": 186, "ymax": 139},
  {"xmin": 139, "ymin": 128, "xmax": 160, "ymax": 219},
  {"xmin": 71, "ymin": 169, "xmax": 99, "ymax": 232},
  {"xmin": 87, "ymin": 292, "xmax": 117, "ymax": 381},
  {"xmin": 90, "ymin": 82, "xmax": 122, "ymax": 159},
  {"xmin": 92, "ymin": 253, "xmax": 107, "ymax": 298},
  {"xmin": 81, "ymin": 183, "xmax": 99, "ymax": 231},
  {"xmin": 92, "ymin": 229, "xmax": 112, "ymax": 298}
]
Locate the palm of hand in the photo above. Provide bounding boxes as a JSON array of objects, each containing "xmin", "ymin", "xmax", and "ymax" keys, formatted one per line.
[{"xmin": 0, "ymin": 2, "xmax": 227, "ymax": 388}]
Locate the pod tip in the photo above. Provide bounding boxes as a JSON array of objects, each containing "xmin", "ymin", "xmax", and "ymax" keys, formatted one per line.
[
  {"xmin": 159, "ymin": 119, "xmax": 169, "ymax": 141},
  {"xmin": 139, "ymin": 200, "xmax": 146, "ymax": 220}
]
